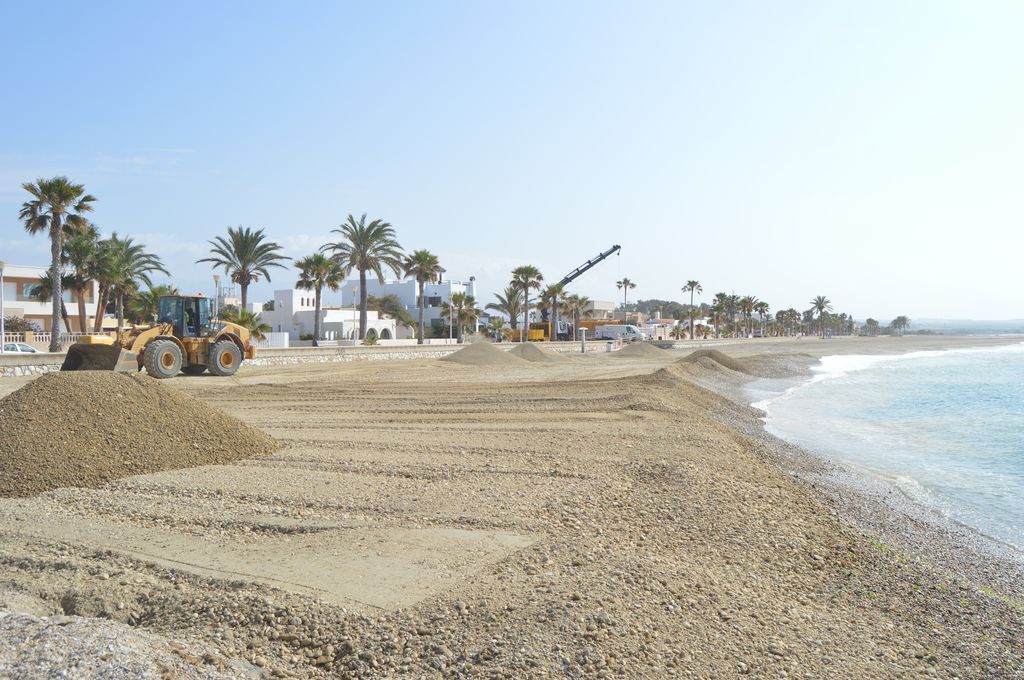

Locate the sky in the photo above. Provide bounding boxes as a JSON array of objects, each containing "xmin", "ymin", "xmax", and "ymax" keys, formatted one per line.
[{"xmin": 1, "ymin": 1, "xmax": 1021, "ymax": 321}]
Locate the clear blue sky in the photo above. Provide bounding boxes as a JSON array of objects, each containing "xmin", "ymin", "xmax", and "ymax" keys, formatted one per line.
[{"xmin": 2, "ymin": 1, "xmax": 1021, "ymax": 320}]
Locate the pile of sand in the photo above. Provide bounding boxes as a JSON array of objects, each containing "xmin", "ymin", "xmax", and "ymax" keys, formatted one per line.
[
  {"xmin": 509, "ymin": 343, "xmax": 560, "ymax": 363},
  {"xmin": 612, "ymin": 342, "xmax": 669, "ymax": 359},
  {"xmin": 676, "ymin": 349, "xmax": 751, "ymax": 374},
  {"xmin": 0, "ymin": 372, "xmax": 278, "ymax": 497},
  {"xmin": 439, "ymin": 343, "xmax": 530, "ymax": 367}
]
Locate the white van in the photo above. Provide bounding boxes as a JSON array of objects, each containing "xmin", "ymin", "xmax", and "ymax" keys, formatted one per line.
[{"xmin": 594, "ymin": 325, "xmax": 645, "ymax": 342}]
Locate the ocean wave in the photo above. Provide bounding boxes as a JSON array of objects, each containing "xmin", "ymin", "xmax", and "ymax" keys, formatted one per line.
[{"xmin": 751, "ymin": 341, "xmax": 1024, "ymax": 416}]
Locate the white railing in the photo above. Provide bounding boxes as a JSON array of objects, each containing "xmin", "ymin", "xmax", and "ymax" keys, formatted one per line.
[{"xmin": 6, "ymin": 332, "xmax": 97, "ymax": 350}]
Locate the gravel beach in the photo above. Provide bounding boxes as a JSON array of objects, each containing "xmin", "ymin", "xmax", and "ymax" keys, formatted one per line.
[{"xmin": 0, "ymin": 335, "xmax": 1020, "ymax": 678}]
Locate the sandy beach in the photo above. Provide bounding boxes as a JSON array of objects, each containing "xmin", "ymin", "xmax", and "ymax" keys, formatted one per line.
[{"xmin": 0, "ymin": 335, "xmax": 1021, "ymax": 678}]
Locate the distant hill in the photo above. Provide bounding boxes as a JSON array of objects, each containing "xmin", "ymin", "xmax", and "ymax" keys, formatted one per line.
[{"xmin": 907, "ymin": 319, "xmax": 1024, "ymax": 335}]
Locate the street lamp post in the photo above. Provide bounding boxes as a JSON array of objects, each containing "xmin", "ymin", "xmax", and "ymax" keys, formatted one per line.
[
  {"xmin": 0, "ymin": 260, "xmax": 6, "ymax": 354},
  {"xmin": 213, "ymin": 274, "xmax": 221, "ymax": 318}
]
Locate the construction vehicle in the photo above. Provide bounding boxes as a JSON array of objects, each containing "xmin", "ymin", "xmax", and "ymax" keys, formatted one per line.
[{"xmin": 61, "ymin": 294, "xmax": 256, "ymax": 378}]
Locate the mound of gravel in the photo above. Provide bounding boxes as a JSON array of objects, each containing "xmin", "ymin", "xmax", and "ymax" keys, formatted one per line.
[
  {"xmin": 677, "ymin": 349, "xmax": 751, "ymax": 374},
  {"xmin": 0, "ymin": 372, "xmax": 278, "ymax": 497},
  {"xmin": 509, "ymin": 343, "xmax": 560, "ymax": 363},
  {"xmin": 0, "ymin": 611, "xmax": 260, "ymax": 679},
  {"xmin": 612, "ymin": 342, "xmax": 669, "ymax": 358},
  {"xmin": 439, "ymin": 343, "xmax": 529, "ymax": 367}
]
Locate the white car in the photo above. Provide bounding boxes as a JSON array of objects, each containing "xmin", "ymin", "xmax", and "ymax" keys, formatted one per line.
[{"xmin": 2, "ymin": 342, "xmax": 39, "ymax": 354}]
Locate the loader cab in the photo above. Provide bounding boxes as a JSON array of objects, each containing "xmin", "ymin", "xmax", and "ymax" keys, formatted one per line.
[{"xmin": 158, "ymin": 295, "xmax": 213, "ymax": 339}]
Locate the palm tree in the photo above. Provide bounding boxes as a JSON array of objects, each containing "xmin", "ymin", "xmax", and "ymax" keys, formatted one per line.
[
  {"xmin": 63, "ymin": 226, "xmax": 101, "ymax": 332},
  {"xmin": 221, "ymin": 308, "xmax": 271, "ymax": 341},
  {"xmin": 295, "ymin": 253, "xmax": 345, "ymax": 347},
  {"xmin": 321, "ymin": 214, "xmax": 404, "ymax": 340},
  {"xmin": 681, "ymin": 280, "xmax": 702, "ymax": 341},
  {"xmin": 754, "ymin": 301, "xmax": 770, "ymax": 335},
  {"xmin": 128, "ymin": 284, "xmax": 179, "ymax": 324},
  {"xmin": 616, "ymin": 278, "xmax": 636, "ymax": 311},
  {"xmin": 563, "ymin": 294, "xmax": 592, "ymax": 339},
  {"xmin": 810, "ymin": 295, "xmax": 833, "ymax": 338},
  {"xmin": 486, "ymin": 317, "xmax": 506, "ymax": 341},
  {"xmin": 739, "ymin": 296, "xmax": 758, "ymax": 336},
  {"xmin": 510, "ymin": 266, "xmax": 543, "ymax": 342},
  {"xmin": 198, "ymin": 226, "xmax": 290, "ymax": 310},
  {"xmin": 889, "ymin": 315, "xmax": 911, "ymax": 336},
  {"xmin": 710, "ymin": 302, "xmax": 728, "ymax": 338},
  {"xmin": 402, "ymin": 249, "xmax": 444, "ymax": 345},
  {"xmin": 486, "ymin": 287, "xmax": 525, "ymax": 331},
  {"xmin": 105, "ymin": 233, "xmax": 170, "ymax": 332},
  {"xmin": 19, "ymin": 177, "xmax": 97, "ymax": 350},
  {"xmin": 538, "ymin": 283, "xmax": 567, "ymax": 336},
  {"xmin": 90, "ymin": 237, "xmax": 117, "ymax": 332},
  {"xmin": 441, "ymin": 292, "xmax": 482, "ymax": 343},
  {"xmin": 670, "ymin": 323, "xmax": 686, "ymax": 340},
  {"xmin": 724, "ymin": 294, "xmax": 741, "ymax": 335}
]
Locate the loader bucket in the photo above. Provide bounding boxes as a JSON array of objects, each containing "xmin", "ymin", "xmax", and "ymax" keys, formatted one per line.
[{"xmin": 61, "ymin": 344, "xmax": 140, "ymax": 373}]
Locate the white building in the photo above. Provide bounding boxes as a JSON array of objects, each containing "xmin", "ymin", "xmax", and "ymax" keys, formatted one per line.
[
  {"xmin": 340, "ymin": 275, "xmax": 478, "ymax": 338},
  {"xmin": 585, "ymin": 300, "xmax": 617, "ymax": 320},
  {"xmin": 259, "ymin": 289, "xmax": 397, "ymax": 342},
  {"xmin": 0, "ymin": 263, "xmax": 100, "ymax": 332}
]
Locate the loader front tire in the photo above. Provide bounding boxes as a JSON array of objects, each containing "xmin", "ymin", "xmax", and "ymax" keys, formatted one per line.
[
  {"xmin": 208, "ymin": 339, "xmax": 242, "ymax": 377},
  {"xmin": 143, "ymin": 340, "xmax": 183, "ymax": 379}
]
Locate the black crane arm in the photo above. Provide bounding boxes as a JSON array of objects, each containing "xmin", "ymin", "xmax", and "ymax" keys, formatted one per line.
[
  {"xmin": 539, "ymin": 244, "xmax": 622, "ymax": 327},
  {"xmin": 557, "ymin": 244, "xmax": 621, "ymax": 287}
]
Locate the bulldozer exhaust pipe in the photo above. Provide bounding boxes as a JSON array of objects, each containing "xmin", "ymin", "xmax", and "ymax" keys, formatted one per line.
[{"xmin": 61, "ymin": 345, "xmax": 140, "ymax": 373}]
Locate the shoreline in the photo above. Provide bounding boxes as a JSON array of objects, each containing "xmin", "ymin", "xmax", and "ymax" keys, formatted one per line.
[{"xmin": 692, "ymin": 339, "xmax": 1024, "ymax": 608}]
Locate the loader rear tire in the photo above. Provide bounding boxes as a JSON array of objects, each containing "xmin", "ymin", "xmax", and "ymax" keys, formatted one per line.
[
  {"xmin": 143, "ymin": 340, "xmax": 182, "ymax": 379},
  {"xmin": 208, "ymin": 339, "xmax": 242, "ymax": 377}
]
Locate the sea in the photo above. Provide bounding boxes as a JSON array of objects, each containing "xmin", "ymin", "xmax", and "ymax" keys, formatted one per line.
[{"xmin": 746, "ymin": 341, "xmax": 1024, "ymax": 553}]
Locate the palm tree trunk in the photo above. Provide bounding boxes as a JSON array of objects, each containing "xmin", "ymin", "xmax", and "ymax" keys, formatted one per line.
[
  {"xmin": 417, "ymin": 280, "xmax": 425, "ymax": 345},
  {"xmin": 48, "ymin": 222, "xmax": 62, "ymax": 352},
  {"xmin": 76, "ymin": 284, "xmax": 88, "ymax": 333},
  {"xmin": 358, "ymin": 269, "xmax": 368, "ymax": 340},
  {"xmin": 313, "ymin": 285, "xmax": 322, "ymax": 347},
  {"xmin": 60, "ymin": 300, "xmax": 72, "ymax": 334},
  {"xmin": 522, "ymin": 287, "xmax": 528, "ymax": 343},
  {"xmin": 93, "ymin": 284, "xmax": 108, "ymax": 333},
  {"xmin": 689, "ymin": 291, "xmax": 694, "ymax": 341},
  {"xmin": 240, "ymin": 282, "xmax": 248, "ymax": 311},
  {"xmin": 116, "ymin": 293, "xmax": 125, "ymax": 333}
]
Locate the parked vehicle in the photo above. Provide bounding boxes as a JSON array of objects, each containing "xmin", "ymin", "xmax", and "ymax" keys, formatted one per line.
[
  {"xmin": 593, "ymin": 324, "xmax": 645, "ymax": 342},
  {"xmin": 2, "ymin": 342, "xmax": 39, "ymax": 354}
]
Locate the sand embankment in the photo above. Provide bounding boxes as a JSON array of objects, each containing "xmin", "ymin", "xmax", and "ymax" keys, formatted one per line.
[
  {"xmin": 0, "ymin": 336, "xmax": 1019, "ymax": 677},
  {"xmin": 0, "ymin": 372, "xmax": 278, "ymax": 497}
]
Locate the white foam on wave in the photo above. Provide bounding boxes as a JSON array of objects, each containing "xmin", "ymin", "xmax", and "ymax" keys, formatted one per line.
[{"xmin": 751, "ymin": 341, "xmax": 1024, "ymax": 416}]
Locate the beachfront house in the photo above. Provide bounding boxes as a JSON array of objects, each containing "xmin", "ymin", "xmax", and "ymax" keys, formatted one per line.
[
  {"xmin": 257, "ymin": 289, "xmax": 397, "ymax": 343},
  {"xmin": 0, "ymin": 263, "xmax": 101, "ymax": 333},
  {"xmin": 340, "ymin": 274, "xmax": 479, "ymax": 339}
]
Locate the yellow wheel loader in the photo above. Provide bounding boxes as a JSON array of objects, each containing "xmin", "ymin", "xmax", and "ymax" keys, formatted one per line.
[{"xmin": 62, "ymin": 294, "xmax": 257, "ymax": 378}]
